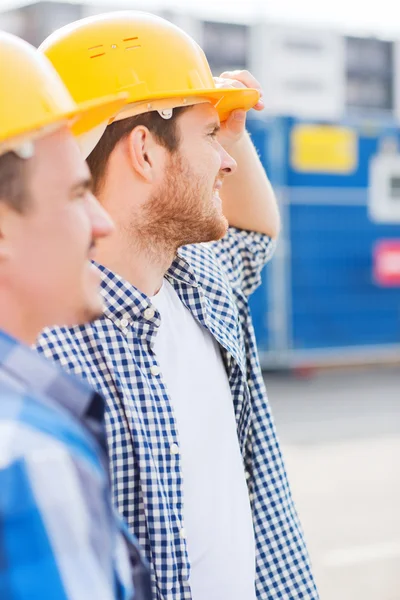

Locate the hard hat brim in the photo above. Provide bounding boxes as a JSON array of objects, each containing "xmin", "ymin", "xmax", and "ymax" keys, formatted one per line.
[
  {"xmin": 69, "ymin": 92, "xmax": 128, "ymax": 136},
  {"xmin": 119, "ymin": 86, "xmax": 260, "ymax": 122},
  {"xmin": 200, "ymin": 87, "xmax": 260, "ymax": 121},
  {"xmin": 0, "ymin": 92, "xmax": 127, "ymax": 149}
]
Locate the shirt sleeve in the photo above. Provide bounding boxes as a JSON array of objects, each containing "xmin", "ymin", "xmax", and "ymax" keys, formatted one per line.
[
  {"xmin": 0, "ymin": 441, "xmax": 129, "ymax": 600},
  {"xmin": 209, "ymin": 227, "xmax": 276, "ymax": 298}
]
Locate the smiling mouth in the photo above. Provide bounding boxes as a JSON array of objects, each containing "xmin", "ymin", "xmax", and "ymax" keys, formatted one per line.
[{"xmin": 213, "ymin": 178, "xmax": 223, "ymax": 196}]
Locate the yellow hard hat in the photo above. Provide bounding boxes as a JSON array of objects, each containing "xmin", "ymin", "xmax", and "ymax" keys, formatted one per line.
[
  {"xmin": 0, "ymin": 31, "xmax": 127, "ymax": 155},
  {"xmin": 39, "ymin": 11, "xmax": 260, "ymax": 124}
]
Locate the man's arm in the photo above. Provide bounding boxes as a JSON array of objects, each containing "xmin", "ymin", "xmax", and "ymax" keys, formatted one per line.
[
  {"xmin": 0, "ymin": 441, "xmax": 132, "ymax": 600},
  {"xmin": 220, "ymin": 129, "xmax": 280, "ymax": 238},
  {"xmin": 216, "ymin": 70, "xmax": 281, "ymax": 239}
]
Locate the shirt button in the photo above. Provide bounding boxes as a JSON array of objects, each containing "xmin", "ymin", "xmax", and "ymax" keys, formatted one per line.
[
  {"xmin": 150, "ymin": 365, "xmax": 161, "ymax": 376},
  {"xmin": 143, "ymin": 307, "xmax": 155, "ymax": 320},
  {"xmin": 120, "ymin": 318, "xmax": 129, "ymax": 328},
  {"xmin": 170, "ymin": 443, "xmax": 179, "ymax": 455},
  {"xmin": 179, "ymin": 527, "xmax": 186, "ymax": 539}
]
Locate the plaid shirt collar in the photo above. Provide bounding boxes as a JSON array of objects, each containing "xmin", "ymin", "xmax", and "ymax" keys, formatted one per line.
[
  {"xmin": 96, "ymin": 252, "xmax": 199, "ymax": 324},
  {"xmin": 0, "ymin": 328, "xmax": 104, "ymax": 444}
]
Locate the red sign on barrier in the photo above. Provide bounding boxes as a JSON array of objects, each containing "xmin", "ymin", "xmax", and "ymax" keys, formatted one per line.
[{"xmin": 374, "ymin": 240, "xmax": 400, "ymax": 286}]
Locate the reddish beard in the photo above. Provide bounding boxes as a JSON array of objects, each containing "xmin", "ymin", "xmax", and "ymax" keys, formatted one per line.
[{"xmin": 136, "ymin": 150, "xmax": 228, "ymax": 252}]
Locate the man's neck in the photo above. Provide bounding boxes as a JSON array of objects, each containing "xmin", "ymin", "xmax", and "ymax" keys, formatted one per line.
[
  {"xmin": 95, "ymin": 229, "xmax": 177, "ymax": 297},
  {"xmin": 0, "ymin": 297, "xmax": 38, "ymax": 346}
]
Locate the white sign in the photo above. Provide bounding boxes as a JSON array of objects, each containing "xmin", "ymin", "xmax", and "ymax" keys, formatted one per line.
[
  {"xmin": 369, "ymin": 152, "xmax": 400, "ymax": 223},
  {"xmin": 249, "ymin": 23, "xmax": 345, "ymax": 120}
]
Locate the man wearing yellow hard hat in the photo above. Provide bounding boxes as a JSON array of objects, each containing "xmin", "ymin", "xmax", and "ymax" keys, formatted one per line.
[
  {"xmin": 0, "ymin": 31, "xmax": 152, "ymax": 600},
  {"xmin": 36, "ymin": 11, "xmax": 318, "ymax": 600}
]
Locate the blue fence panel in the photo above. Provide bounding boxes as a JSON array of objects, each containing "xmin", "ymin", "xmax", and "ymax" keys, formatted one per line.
[
  {"xmin": 246, "ymin": 115, "xmax": 400, "ymax": 362},
  {"xmin": 290, "ymin": 202, "xmax": 400, "ymax": 349}
]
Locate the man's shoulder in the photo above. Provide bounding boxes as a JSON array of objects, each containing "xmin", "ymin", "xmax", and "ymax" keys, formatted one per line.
[
  {"xmin": 0, "ymin": 387, "xmax": 100, "ymax": 474},
  {"xmin": 36, "ymin": 323, "xmax": 101, "ymax": 372},
  {"xmin": 39, "ymin": 322, "xmax": 99, "ymax": 348}
]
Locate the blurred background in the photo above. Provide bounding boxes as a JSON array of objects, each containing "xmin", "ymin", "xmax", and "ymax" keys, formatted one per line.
[{"xmin": 1, "ymin": 1, "xmax": 399, "ymax": 598}]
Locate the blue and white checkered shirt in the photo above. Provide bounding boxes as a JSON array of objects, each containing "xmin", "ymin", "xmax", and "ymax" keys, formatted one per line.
[
  {"xmin": 0, "ymin": 329, "xmax": 141, "ymax": 600},
  {"xmin": 36, "ymin": 227, "xmax": 319, "ymax": 600}
]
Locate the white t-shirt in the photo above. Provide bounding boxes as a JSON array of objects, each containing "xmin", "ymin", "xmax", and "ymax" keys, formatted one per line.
[{"xmin": 151, "ymin": 279, "xmax": 256, "ymax": 600}]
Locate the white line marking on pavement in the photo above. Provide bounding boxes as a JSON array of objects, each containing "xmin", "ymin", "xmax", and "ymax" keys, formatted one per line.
[{"xmin": 323, "ymin": 541, "xmax": 400, "ymax": 568}]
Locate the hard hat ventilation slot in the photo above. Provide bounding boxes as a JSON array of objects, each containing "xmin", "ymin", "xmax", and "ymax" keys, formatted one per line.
[
  {"xmin": 123, "ymin": 37, "xmax": 141, "ymax": 51},
  {"xmin": 88, "ymin": 44, "xmax": 105, "ymax": 59}
]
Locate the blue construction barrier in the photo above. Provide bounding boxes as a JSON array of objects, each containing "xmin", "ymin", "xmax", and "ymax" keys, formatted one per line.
[{"xmin": 247, "ymin": 115, "xmax": 400, "ymax": 367}]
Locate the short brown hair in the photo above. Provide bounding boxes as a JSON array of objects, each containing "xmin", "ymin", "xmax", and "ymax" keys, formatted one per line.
[
  {"xmin": 0, "ymin": 152, "xmax": 29, "ymax": 213},
  {"xmin": 87, "ymin": 106, "xmax": 190, "ymax": 194}
]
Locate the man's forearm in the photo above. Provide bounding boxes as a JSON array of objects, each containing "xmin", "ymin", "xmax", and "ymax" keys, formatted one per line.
[{"xmin": 220, "ymin": 130, "xmax": 281, "ymax": 239}]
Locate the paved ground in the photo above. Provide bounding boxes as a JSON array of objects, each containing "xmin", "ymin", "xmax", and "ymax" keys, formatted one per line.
[{"xmin": 264, "ymin": 367, "xmax": 400, "ymax": 600}]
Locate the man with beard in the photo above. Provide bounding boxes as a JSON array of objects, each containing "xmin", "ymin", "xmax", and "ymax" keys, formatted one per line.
[
  {"xmin": 36, "ymin": 11, "xmax": 319, "ymax": 600},
  {"xmin": 0, "ymin": 31, "xmax": 153, "ymax": 599}
]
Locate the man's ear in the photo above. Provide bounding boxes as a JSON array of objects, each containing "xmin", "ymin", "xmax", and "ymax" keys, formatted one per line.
[{"xmin": 126, "ymin": 125, "xmax": 160, "ymax": 183}]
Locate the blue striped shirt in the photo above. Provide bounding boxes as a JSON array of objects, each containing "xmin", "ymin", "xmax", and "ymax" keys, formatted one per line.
[{"xmin": 0, "ymin": 329, "xmax": 147, "ymax": 599}]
